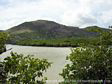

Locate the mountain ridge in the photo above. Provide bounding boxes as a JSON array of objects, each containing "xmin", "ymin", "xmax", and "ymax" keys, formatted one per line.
[
  {"xmin": 4, "ymin": 20, "xmax": 110, "ymax": 46},
  {"xmin": 6, "ymin": 20, "xmax": 98, "ymax": 39},
  {"xmin": 5, "ymin": 20, "xmax": 111, "ymax": 45}
]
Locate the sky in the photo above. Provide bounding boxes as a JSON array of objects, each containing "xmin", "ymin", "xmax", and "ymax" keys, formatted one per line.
[{"xmin": 0, "ymin": 0, "xmax": 112, "ymax": 30}]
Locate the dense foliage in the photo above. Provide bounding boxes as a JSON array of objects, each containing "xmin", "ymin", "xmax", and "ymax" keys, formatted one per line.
[
  {"xmin": 60, "ymin": 30, "xmax": 112, "ymax": 84},
  {"xmin": 0, "ymin": 32, "xmax": 8, "ymax": 83},
  {"xmin": 4, "ymin": 52, "xmax": 51, "ymax": 84},
  {"xmin": 0, "ymin": 32, "xmax": 8, "ymax": 54},
  {"xmin": 0, "ymin": 32, "xmax": 51, "ymax": 84},
  {"xmin": 9, "ymin": 37, "xmax": 99, "ymax": 47}
]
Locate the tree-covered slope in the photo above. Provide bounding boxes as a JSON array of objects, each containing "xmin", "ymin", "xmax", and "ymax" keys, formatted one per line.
[
  {"xmin": 6, "ymin": 20, "xmax": 97, "ymax": 40},
  {"xmin": 83, "ymin": 26, "xmax": 110, "ymax": 32},
  {"xmin": 5, "ymin": 20, "xmax": 111, "ymax": 46}
]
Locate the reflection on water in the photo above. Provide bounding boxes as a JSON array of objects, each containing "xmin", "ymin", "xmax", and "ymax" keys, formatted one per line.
[{"xmin": 0, "ymin": 44, "xmax": 71, "ymax": 83}]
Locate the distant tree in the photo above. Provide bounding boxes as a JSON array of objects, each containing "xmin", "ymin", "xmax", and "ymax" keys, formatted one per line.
[
  {"xmin": 109, "ymin": 26, "xmax": 112, "ymax": 28},
  {"xmin": 60, "ymin": 29, "xmax": 112, "ymax": 84}
]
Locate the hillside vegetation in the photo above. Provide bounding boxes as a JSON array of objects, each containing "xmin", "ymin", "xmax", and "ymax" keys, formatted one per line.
[{"xmin": 4, "ymin": 20, "xmax": 110, "ymax": 47}]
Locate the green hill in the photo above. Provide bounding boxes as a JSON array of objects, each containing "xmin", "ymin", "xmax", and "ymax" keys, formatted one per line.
[
  {"xmin": 0, "ymin": 30, "xmax": 3, "ymax": 32},
  {"xmin": 83, "ymin": 26, "xmax": 110, "ymax": 32},
  {"xmin": 5, "ymin": 20, "xmax": 110, "ymax": 46},
  {"xmin": 6, "ymin": 20, "xmax": 97, "ymax": 39}
]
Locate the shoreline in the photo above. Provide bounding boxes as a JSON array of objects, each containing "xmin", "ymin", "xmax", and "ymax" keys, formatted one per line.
[{"xmin": 6, "ymin": 43, "xmax": 77, "ymax": 48}]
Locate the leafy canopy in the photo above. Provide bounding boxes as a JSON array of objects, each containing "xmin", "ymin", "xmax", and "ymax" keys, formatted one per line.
[
  {"xmin": 0, "ymin": 32, "xmax": 8, "ymax": 54},
  {"xmin": 60, "ymin": 29, "xmax": 112, "ymax": 84},
  {"xmin": 3, "ymin": 52, "xmax": 51, "ymax": 84}
]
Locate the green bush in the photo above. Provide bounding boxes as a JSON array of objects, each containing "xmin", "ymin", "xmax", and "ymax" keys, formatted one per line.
[
  {"xmin": 60, "ymin": 30, "xmax": 112, "ymax": 84},
  {"xmin": 0, "ymin": 32, "xmax": 8, "ymax": 54},
  {"xmin": 3, "ymin": 52, "xmax": 51, "ymax": 84}
]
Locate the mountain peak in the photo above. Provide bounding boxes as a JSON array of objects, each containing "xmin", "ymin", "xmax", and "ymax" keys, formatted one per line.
[
  {"xmin": 31, "ymin": 20, "xmax": 62, "ymax": 26},
  {"xmin": 6, "ymin": 19, "xmax": 101, "ymax": 40}
]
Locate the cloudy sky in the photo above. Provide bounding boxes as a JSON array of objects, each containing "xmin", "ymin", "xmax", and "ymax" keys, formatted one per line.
[{"xmin": 0, "ymin": 0, "xmax": 112, "ymax": 30}]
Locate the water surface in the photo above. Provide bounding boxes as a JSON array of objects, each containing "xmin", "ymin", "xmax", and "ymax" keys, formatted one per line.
[{"xmin": 0, "ymin": 44, "xmax": 71, "ymax": 83}]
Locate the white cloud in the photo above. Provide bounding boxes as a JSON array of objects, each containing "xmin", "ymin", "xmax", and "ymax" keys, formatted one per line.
[{"xmin": 0, "ymin": 0, "xmax": 112, "ymax": 30}]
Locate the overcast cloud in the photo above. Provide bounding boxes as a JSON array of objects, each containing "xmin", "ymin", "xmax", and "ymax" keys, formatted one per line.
[{"xmin": 0, "ymin": 0, "xmax": 112, "ymax": 30}]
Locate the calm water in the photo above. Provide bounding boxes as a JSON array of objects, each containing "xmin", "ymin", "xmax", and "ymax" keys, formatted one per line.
[{"xmin": 0, "ymin": 44, "xmax": 71, "ymax": 83}]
